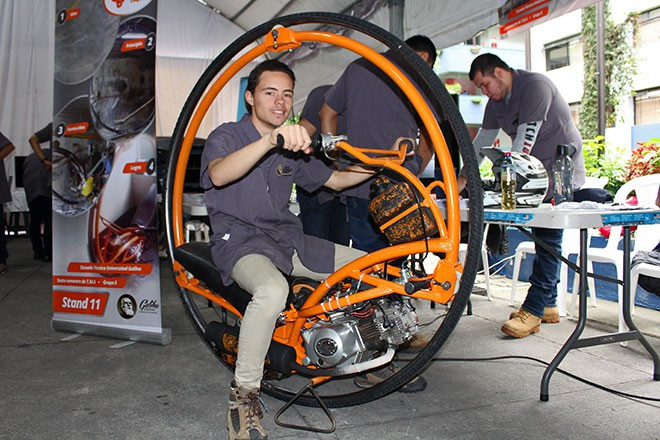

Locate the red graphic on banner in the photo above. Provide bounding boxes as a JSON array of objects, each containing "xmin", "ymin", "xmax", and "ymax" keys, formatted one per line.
[
  {"xmin": 123, "ymin": 162, "xmax": 147, "ymax": 173},
  {"xmin": 53, "ymin": 291, "xmax": 109, "ymax": 316},
  {"xmin": 67, "ymin": 262, "xmax": 153, "ymax": 275},
  {"xmin": 121, "ymin": 39, "xmax": 146, "ymax": 52},
  {"xmin": 500, "ymin": 7, "xmax": 549, "ymax": 34},
  {"xmin": 507, "ymin": 0, "xmax": 551, "ymax": 19},
  {"xmin": 53, "ymin": 275, "xmax": 126, "ymax": 288},
  {"xmin": 64, "ymin": 122, "xmax": 89, "ymax": 135},
  {"xmin": 67, "ymin": 8, "xmax": 81, "ymax": 20},
  {"xmin": 104, "ymin": 0, "xmax": 152, "ymax": 16}
]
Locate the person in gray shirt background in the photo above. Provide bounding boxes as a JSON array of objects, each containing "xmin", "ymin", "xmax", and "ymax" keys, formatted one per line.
[
  {"xmin": 462, "ymin": 53, "xmax": 586, "ymax": 339},
  {"xmin": 24, "ymin": 123, "xmax": 53, "ymax": 261},
  {"xmin": 298, "ymin": 84, "xmax": 349, "ymax": 246},
  {"xmin": 0, "ymin": 130, "xmax": 16, "ymax": 273},
  {"xmin": 320, "ymin": 35, "xmax": 437, "ymax": 253}
]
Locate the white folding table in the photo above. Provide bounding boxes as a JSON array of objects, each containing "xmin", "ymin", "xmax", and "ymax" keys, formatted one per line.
[{"xmin": 479, "ymin": 204, "xmax": 660, "ymax": 401}]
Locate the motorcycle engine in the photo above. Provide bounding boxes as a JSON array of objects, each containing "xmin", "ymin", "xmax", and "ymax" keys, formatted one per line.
[{"xmin": 301, "ymin": 297, "xmax": 419, "ymax": 369}]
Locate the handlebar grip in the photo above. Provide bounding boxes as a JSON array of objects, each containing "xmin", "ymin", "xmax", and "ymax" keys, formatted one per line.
[
  {"xmin": 276, "ymin": 133, "xmax": 285, "ymax": 148},
  {"xmin": 398, "ymin": 138, "xmax": 414, "ymax": 155},
  {"xmin": 311, "ymin": 133, "xmax": 323, "ymax": 151}
]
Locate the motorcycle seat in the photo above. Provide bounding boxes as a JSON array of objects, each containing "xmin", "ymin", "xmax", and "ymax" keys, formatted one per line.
[{"xmin": 174, "ymin": 241, "xmax": 318, "ymax": 315}]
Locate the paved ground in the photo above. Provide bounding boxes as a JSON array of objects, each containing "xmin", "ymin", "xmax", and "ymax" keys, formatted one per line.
[{"xmin": 1, "ymin": 235, "xmax": 659, "ymax": 440}]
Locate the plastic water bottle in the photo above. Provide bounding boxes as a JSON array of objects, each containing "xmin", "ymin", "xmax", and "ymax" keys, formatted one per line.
[
  {"xmin": 552, "ymin": 144, "xmax": 574, "ymax": 205},
  {"xmin": 500, "ymin": 151, "xmax": 516, "ymax": 210}
]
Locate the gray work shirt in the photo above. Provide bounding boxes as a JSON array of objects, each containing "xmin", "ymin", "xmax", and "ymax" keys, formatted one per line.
[
  {"xmin": 482, "ymin": 69, "xmax": 586, "ymax": 189},
  {"xmin": 0, "ymin": 131, "xmax": 12, "ymax": 204},
  {"xmin": 23, "ymin": 149, "xmax": 51, "ymax": 203},
  {"xmin": 300, "ymin": 84, "xmax": 346, "ymax": 204},
  {"xmin": 324, "ymin": 51, "xmax": 422, "ymax": 199},
  {"xmin": 200, "ymin": 115, "xmax": 335, "ymax": 285}
]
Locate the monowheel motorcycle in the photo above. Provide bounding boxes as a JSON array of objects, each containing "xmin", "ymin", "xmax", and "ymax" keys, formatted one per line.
[{"xmin": 165, "ymin": 11, "xmax": 483, "ymax": 432}]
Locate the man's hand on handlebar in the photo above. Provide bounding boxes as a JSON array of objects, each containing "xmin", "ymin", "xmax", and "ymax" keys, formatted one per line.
[{"xmin": 269, "ymin": 124, "xmax": 313, "ymax": 154}]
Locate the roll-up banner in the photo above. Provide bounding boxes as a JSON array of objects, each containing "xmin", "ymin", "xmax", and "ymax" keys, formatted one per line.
[{"xmin": 51, "ymin": 0, "xmax": 169, "ymax": 345}]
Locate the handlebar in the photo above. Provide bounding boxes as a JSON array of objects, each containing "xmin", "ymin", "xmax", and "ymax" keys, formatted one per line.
[
  {"xmin": 311, "ymin": 133, "xmax": 349, "ymax": 153},
  {"xmin": 275, "ymin": 132, "xmax": 348, "ymax": 153},
  {"xmin": 276, "ymin": 132, "xmax": 412, "ymax": 167}
]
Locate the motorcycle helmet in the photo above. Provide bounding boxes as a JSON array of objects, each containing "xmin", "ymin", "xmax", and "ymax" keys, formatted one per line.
[{"xmin": 480, "ymin": 147, "xmax": 548, "ymax": 207}]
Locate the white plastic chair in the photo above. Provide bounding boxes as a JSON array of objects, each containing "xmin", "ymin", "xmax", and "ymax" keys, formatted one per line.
[
  {"xmin": 459, "ymin": 223, "xmax": 492, "ymax": 300},
  {"xmin": 583, "ymin": 174, "xmax": 660, "ymax": 333},
  {"xmin": 184, "ymin": 220, "xmax": 210, "ymax": 243},
  {"xmin": 618, "ymin": 223, "xmax": 660, "ymax": 334},
  {"xmin": 509, "ymin": 228, "xmax": 597, "ymax": 317},
  {"xmin": 630, "ymin": 262, "xmax": 660, "ymax": 318}
]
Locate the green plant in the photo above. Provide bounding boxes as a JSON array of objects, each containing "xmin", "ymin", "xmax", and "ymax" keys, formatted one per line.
[
  {"xmin": 579, "ymin": 2, "xmax": 638, "ymax": 139},
  {"xmin": 479, "ymin": 157, "xmax": 494, "ymax": 179},
  {"xmin": 582, "ymin": 136, "xmax": 629, "ymax": 193},
  {"xmin": 285, "ymin": 110, "xmax": 301, "ymax": 125}
]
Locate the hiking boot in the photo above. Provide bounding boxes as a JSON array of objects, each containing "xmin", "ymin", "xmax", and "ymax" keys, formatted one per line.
[
  {"xmin": 398, "ymin": 333, "xmax": 429, "ymax": 353},
  {"xmin": 227, "ymin": 382, "xmax": 267, "ymax": 440},
  {"xmin": 509, "ymin": 306, "xmax": 560, "ymax": 323},
  {"xmin": 354, "ymin": 363, "xmax": 428, "ymax": 393},
  {"xmin": 501, "ymin": 309, "xmax": 541, "ymax": 338}
]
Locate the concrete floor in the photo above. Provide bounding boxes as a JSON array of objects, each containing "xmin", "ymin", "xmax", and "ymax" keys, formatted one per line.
[{"xmin": 1, "ymin": 235, "xmax": 659, "ymax": 440}]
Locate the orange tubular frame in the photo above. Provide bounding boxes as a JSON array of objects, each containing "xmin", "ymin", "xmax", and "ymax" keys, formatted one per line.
[{"xmin": 171, "ymin": 27, "xmax": 462, "ymax": 351}]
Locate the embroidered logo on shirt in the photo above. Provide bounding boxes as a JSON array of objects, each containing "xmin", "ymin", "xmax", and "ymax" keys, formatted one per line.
[{"xmin": 276, "ymin": 164, "xmax": 292, "ymax": 176}]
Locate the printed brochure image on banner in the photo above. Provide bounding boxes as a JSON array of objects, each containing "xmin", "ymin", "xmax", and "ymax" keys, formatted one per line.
[{"xmin": 52, "ymin": 0, "xmax": 169, "ymax": 345}]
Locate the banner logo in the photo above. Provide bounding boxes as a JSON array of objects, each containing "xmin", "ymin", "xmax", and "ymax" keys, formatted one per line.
[
  {"xmin": 139, "ymin": 299, "xmax": 160, "ymax": 314},
  {"xmin": 117, "ymin": 294, "xmax": 138, "ymax": 319},
  {"xmin": 104, "ymin": 0, "xmax": 153, "ymax": 16}
]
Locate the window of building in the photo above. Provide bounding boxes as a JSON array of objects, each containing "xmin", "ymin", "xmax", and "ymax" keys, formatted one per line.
[
  {"xmin": 634, "ymin": 88, "xmax": 660, "ymax": 125},
  {"xmin": 544, "ymin": 35, "xmax": 579, "ymax": 71}
]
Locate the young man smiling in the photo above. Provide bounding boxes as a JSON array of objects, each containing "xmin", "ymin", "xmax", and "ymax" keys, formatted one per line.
[{"xmin": 201, "ymin": 60, "xmax": 408, "ymax": 440}]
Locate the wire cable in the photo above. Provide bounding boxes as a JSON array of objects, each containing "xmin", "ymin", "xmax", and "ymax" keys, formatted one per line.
[{"xmin": 397, "ymin": 354, "xmax": 660, "ymax": 403}]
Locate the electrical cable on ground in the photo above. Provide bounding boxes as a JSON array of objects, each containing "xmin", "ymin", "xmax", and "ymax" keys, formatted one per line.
[{"xmin": 398, "ymin": 354, "xmax": 660, "ymax": 403}]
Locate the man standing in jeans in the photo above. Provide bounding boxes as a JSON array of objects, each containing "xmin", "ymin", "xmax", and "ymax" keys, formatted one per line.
[{"xmin": 459, "ymin": 53, "xmax": 586, "ymax": 338}]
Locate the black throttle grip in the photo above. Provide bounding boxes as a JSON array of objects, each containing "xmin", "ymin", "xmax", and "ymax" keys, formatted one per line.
[
  {"xmin": 276, "ymin": 133, "xmax": 285, "ymax": 148},
  {"xmin": 398, "ymin": 138, "xmax": 414, "ymax": 155},
  {"xmin": 311, "ymin": 133, "xmax": 323, "ymax": 150}
]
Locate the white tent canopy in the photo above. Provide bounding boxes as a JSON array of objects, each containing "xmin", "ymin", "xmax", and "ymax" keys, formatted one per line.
[
  {"xmin": 1, "ymin": 0, "xmax": 508, "ymax": 159},
  {"xmin": 6, "ymin": 0, "xmax": 599, "ymax": 193}
]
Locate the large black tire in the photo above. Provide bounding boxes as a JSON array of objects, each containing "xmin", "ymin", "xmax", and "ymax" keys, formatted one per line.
[{"xmin": 165, "ymin": 12, "xmax": 483, "ymax": 409}]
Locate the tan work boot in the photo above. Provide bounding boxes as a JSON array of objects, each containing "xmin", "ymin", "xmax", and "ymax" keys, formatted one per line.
[
  {"xmin": 227, "ymin": 382, "xmax": 267, "ymax": 440},
  {"xmin": 398, "ymin": 332, "xmax": 429, "ymax": 353},
  {"xmin": 509, "ymin": 306, "xmax": 560, "ymax": 323},
  {"xmin": 501, "ymin": 309, "xmax": 541, "ymax": 338},
  {"xmin": 354, "ymin": 363, "xmax": 428, "ymax": 393}
]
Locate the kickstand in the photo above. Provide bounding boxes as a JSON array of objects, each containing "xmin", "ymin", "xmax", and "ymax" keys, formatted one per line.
[{"xmin": 274, "ymin": 380, "xmax": 336, "ymax": 433}]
